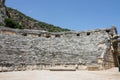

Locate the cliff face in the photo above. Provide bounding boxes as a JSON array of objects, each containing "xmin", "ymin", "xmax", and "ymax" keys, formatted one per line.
[
  {"xmin": 0, "ymin": 0, "xmax": 7, "ymax": 25},
  {"xmin": 0, "ymin": 27, "xmax": 118, "ymax": 71}
]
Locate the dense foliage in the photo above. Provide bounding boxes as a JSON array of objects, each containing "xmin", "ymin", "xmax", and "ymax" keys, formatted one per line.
[{"xmin": 4, "ymin": 18, "xmax": 24, "ymax": 29}]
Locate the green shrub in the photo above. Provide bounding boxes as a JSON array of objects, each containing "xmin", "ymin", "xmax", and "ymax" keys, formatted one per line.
[
  {"xmin": 4, "ymin": 18, "xmax": 24, "ymax": 29},
  {"xmin": 0, "ymin": 23, "xmax": 4, "ymax": 26}
]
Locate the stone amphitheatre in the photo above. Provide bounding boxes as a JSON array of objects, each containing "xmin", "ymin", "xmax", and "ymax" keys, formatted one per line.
[
  {"xmin": 0, "ymin": 26, "xmax": 119, "ymax": 71},
  {"xmin": 0, "ymin": 27, "xmax": 120, "ymax": 80},
  {"xmin": 0, "ymin": 0, "xmax": 120, "ymax": 80}
]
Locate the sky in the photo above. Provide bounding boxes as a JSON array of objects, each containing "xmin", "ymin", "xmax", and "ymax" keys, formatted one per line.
[{"xmin": 5, "ymin": 0, "xmax": 120, "ymax": 34}]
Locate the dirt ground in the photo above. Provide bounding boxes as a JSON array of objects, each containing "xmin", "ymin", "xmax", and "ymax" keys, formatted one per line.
[{"xmin": 0, "ymin": 68, "xmax": 119, "ymax": 80}]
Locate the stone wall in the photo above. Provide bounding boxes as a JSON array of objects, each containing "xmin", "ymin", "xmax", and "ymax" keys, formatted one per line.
[{"xmin": 0, "ymin": 27, "xmax": 118, "ymax": 71}]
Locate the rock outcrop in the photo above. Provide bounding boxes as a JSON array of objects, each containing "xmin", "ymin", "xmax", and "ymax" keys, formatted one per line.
[{"xmin": 0, "ymin": 0, "xmax": 7, "ymax": 25}]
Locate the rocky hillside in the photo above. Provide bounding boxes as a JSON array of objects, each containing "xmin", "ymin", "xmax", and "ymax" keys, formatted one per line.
[
  {"xmin": 6, "ymin": 7, "xmax": 70, "ymax": 32},
  {"xmin": 0, "ymin": 0, "xmax": 70, "ymax": 32}
]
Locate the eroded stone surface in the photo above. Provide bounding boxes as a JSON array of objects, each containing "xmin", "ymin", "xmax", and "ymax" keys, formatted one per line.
[{"xmin": 0, "ymin": 27, "xmax": 117, "ymax": 71}]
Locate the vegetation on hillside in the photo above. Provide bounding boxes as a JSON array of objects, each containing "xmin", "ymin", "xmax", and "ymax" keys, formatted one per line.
[
  {"xmin": 4, "ymin": 18, "xmax": 24, "ymax": 29},
  {"xmin": 6, "ymin": 7, "xmax": 70, "ymax": 32}
]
